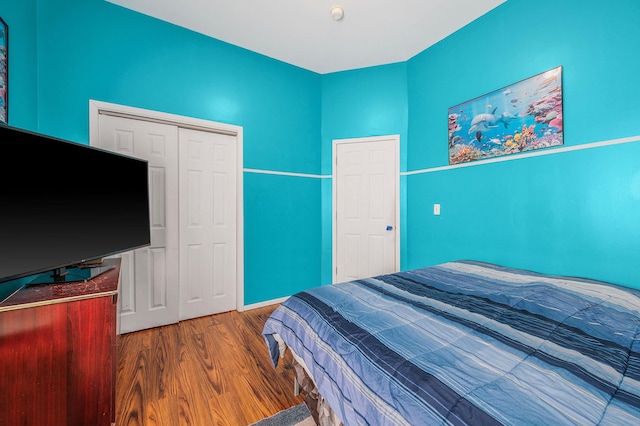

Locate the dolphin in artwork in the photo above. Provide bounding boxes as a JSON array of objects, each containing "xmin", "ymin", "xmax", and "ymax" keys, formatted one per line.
[{"xmin": 468, "ymin": 108, "xmax": 515, "ymax": 134}]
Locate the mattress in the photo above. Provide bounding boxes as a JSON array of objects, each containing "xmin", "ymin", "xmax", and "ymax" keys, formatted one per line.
[{"xmin": 262, "ymin": 260, "xmax": 640, "ymax": 425}]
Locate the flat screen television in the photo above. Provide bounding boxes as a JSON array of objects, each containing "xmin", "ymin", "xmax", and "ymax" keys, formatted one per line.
[{"xmin": 0, "ymin": 124, "xmax": 150, "ymax": 292}]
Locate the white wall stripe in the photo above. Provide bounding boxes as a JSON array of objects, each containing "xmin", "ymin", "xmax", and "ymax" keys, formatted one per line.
[
  {"xmin": 243, "ymin": 168, "xmax": 331, "ymax": 179},
  {"xmin": 244, "ymin": 135, "xmax": 640, "ymax": 180}
]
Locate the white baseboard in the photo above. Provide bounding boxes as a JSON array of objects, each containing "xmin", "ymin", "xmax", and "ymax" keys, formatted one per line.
[{"xmin": 240, "ymin": 296, "xmax": 290, "ymax": 312}]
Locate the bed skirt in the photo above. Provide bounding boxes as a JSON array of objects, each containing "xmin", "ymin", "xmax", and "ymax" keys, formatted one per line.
[{"xmin": 291, "ymin": 354, "xmax": 343, "ymax": 426}]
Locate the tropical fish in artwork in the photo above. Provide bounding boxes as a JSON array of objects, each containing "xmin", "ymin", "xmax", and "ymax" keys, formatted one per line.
[
  {"xmin": 514, "ymin": 131, "xmax": 521, "ymax": 143},
  {"xmin": 475, "ymin": 131, "xmax": 483, "ymax": 143},
  {"xmin": 468, "ymin": 108, "xmax": 516, "ymax": 134}
]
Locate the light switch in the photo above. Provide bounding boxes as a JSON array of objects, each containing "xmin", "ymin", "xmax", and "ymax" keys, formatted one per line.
[{"xmin": 433, "ymin": 204, "xmax": 441, "ymax": 215}]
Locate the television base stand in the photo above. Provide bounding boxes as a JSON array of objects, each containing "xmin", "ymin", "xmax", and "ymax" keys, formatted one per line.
[{"xmin": 26, "ymin": 264, "xmax": 116, "ymax": 286}]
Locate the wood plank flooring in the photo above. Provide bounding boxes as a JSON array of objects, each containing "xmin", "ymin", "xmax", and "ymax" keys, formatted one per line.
[{"xmin": 116, "ymin": 305, "xmax": 304, "ymax": 425}]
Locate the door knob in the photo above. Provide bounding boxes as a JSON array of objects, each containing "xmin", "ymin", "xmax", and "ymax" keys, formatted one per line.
[{"xmin": 386, "ymin": 226, "xmax": 393, "ymax": 231}]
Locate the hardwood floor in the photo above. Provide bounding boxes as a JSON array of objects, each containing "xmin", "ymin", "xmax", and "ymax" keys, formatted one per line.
[{"xmin": 116, "ymin": 305, "xmax": 304, "ymax": 425}]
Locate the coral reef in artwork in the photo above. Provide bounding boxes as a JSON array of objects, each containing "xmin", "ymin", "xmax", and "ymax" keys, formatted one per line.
[
  {"xmin": 0, "ymin": 19, "xmax": 6, "ymax": 124},
  {"xmin": 448, "ymin": 66, "xmax": 563, "ymax": 165}
]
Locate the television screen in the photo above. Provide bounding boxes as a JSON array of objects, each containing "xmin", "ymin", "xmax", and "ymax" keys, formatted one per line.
[{"xmin": 0, "ymin": 125, "xmax": 150, "ymax": 285}]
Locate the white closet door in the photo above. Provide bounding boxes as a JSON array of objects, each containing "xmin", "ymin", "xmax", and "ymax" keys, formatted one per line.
[
  {"xmin": 179, "ymin": 128, "xmax": 237, "ymax": 320},
  {"xmin": 96, "ymin": 114, "xmax": 180, "ymax": 333}
]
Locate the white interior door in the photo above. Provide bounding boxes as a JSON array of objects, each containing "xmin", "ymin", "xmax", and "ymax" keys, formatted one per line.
[
  {"xmin": 179, "ymin": 128, "xmax": 237, "ymax": 320},
  {"xmin": 96, "ymin": 115, "xmax": 180, "ymax": 333},
  {"xmin": 334, "ymin": 136, "xmax": 399, "ymax": 283}
]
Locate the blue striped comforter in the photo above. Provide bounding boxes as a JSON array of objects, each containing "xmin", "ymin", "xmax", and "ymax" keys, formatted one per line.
[{"xmin": 262, "ymin": 261, "xmax": 640, "ymax": 425}]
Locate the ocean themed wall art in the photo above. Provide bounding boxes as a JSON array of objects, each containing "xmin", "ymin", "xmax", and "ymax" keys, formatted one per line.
[
  {"xmin": 448, "ymin": 66, "xmax": 563, "ymax": 165},
  {"xmin": 0, "ymin": 16, "xmax": 7, "ymax": 125}
]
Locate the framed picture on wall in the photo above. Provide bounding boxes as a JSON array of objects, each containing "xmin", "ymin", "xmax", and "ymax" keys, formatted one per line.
[
  {"xmin": 0, "ymin": 16, "xmax": 7, "ymax": 125},
  {"xmin": 448, "ymin": 66, "xmax": 563, "ymax": 165}
]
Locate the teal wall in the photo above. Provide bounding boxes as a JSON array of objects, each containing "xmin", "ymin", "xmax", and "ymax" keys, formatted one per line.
[
  {"xmin": 34, "ymin": 0, "xmax": 322, "ymax": 174},
  {"xmin": 33, "ymin": 0, "xmax": 323, "ymax": 304},
  {"xmin": 405, "ymin": 0, "xmax": 640, "ymax": 288},
  {"xmin": 1, "ymin": 0, "xmax": 322, "ymax": 305},
  {"xmin": 321, "ymin": 62, "xmax": 408, "ymax": 175},
  {"xmin": 2, "ymin": 0, "xmax": 640, "ymax": 301},
  {"xmin": 244, "ymin": 173, "xmax": 321, "ymax": 301}
]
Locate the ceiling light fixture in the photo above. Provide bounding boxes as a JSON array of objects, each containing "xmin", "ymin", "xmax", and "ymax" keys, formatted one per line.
[{"xmin": 330, "ymin": 6, "xmax": 344, "ymax": 21}]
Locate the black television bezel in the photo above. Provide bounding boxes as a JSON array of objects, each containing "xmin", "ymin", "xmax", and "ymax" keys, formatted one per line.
[{"xmin": 0, "ymin": 124, "xmax": 151, "ymax": 286}]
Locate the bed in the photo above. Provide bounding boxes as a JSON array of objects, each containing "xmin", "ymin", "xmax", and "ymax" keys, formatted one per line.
[{"xmin": 262, "ymin": 260, "xmax": 640, "ymax": 425}]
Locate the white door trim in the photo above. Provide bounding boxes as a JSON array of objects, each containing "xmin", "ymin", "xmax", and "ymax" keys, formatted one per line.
[
  {"xmin": 332, "ymin": 134, "xmax": 401, "ymax": 283},
  {"xmin": 89, "ymin": 100, "xmax": 246, "ymax": 310}
]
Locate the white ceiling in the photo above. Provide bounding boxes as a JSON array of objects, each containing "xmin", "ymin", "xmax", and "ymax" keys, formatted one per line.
[{"xmin": 107, "ymin": 0, "xmax": 506, "ymax": 74}]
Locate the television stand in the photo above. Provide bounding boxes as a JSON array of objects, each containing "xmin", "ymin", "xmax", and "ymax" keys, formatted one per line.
[{"xmin": 0, "ymin": 258, "xmax": 121, "ymax": 425}]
